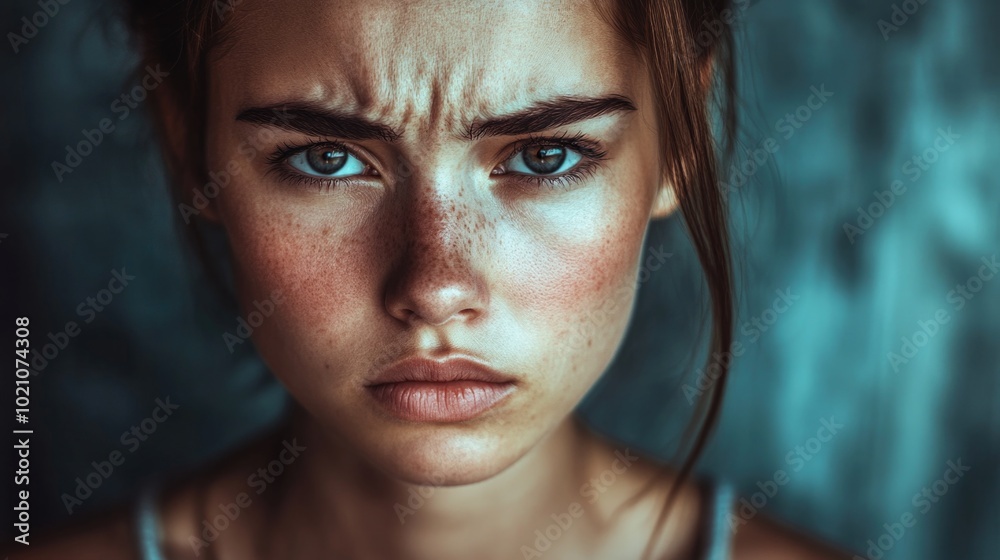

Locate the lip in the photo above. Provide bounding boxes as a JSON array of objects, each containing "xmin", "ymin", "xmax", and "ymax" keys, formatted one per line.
[{"xmin": 366, "ymin": 357, "xmax": 517, "ymax": 422}]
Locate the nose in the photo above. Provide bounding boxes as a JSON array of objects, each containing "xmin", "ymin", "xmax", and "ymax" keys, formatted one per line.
[{"xmin": 384, "ymin": 184, "xmax": 489, "ymax": 326}]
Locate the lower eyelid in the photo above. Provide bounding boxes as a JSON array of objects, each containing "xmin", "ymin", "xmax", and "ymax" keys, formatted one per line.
[
  {"xmin": 503, "ymin": 160, "xmax": 601, "ymax": 189},
  {"xmin": 268, "ymin": 140, "xmax": 601, "ymax": 190}
]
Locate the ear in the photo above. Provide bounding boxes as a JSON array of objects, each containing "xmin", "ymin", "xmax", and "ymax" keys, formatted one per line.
[
  {"xmin": 650, "ymin": 181, "xmax": 679, "ymax": 220},
  {"xmin": 156, "ymin": 84, "xmax": 222, "ymax": 223}
]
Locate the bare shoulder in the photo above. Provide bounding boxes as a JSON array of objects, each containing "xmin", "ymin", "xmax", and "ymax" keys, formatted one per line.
[
  {"xmin": 573, "ymin": 425, "xmax": 706, "ymax": 559},
  {"xmin": 1, "ymin": 506, "xmax": 139, "ymax": 560},
  {"xmin": 574, "ymin": 421, "xmax": 856, "ymax": 560},
  {"xmin": 733, "ymin": 515, "xmax": 857, "ymax": 560}
]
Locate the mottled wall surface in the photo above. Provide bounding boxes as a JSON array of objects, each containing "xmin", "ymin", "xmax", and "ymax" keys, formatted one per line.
[
  {"xmin": 2, "ymin": 0, "xmax": 997, "ymax": 557},
  {"xmin": 584, "ymin": 2, "xmax": 1000, "ymax": 558}
]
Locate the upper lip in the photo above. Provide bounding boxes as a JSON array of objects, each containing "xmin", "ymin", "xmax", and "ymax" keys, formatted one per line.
[{"xmin": 367, "ymin": 357, "xmax": 515, "ymax": 386}]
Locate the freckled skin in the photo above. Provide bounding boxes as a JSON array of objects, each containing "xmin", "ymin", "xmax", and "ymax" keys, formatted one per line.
[
  {"xmin": 195, "ymin": 0, "xmax": 701, "ymax": 557},
  {"xmin": 208, "ymin": 0, "xmax": 670, "ymax": 488},
  {"xmin": 3, "ymin": 1, "xmax": 856, "ymax": 559}
]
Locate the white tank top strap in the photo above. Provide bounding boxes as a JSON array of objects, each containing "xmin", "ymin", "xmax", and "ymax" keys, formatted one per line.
[
  {"xmin": 135, "ymin": 481, "xmax": 167, "ymax": 560},
  {"xmin": 132, "ymin": 477, "xmax": 736, "ymax": 560},
  {"xmin": 700, "ymin": 478, "xmax": 736, "ymax": 560}
]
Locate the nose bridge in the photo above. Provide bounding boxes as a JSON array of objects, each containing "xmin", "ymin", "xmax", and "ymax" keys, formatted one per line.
[
  {"xmin": 385, "ymin": 165, "xmax": 488, "ymax": 325},
  {"xmin": 407, "ymin": 181, "xmax": 473, "ymax": 269}
]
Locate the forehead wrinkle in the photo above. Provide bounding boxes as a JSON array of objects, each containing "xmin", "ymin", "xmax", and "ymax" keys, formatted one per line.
[
  {"xmin": 315, "ymin": 43, "xmax": 488, "ymax": 143},
  {"xmin": 379, "ymin": 29, "xmax": 485, "ymax": 139},
  {"xmin": 328, "ymin": 1, "xmax": 605, "ymax": 139},
  {"xmin": 211, "ymin": 0, "xmax": 638, "ymax": 144}
]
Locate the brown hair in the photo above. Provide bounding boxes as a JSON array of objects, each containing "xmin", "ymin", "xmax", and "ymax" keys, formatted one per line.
[
  {"xmin": 596, "ymin": 2, "xmax": 737, "ymax": 555},
  {"xmin": 120, "ymin": 0, "xmax": 737, "ymax": 556}
]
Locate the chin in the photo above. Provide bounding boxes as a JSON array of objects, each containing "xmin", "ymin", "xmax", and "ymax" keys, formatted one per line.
[{"xmin": 361, "ymin": 422, "xmax": 534, "ymax": 487}]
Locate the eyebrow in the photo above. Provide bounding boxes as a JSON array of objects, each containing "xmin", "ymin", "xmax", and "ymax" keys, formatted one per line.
[
  {"xmin": 236, "ymin": 103, "xmax": 402, "ymax": 142},
  {"xmin": 466, "ymin": 95, "xmax": 636, "ymax": 139},
  {"xmin": 235, "ymin": 94, "xmax": 636, "ymax": 142}
]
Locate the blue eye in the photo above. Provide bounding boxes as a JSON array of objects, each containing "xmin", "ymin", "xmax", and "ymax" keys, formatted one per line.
[
  {"xmin": 506, "ymin": 144, "xmax": 584, "ymax": 176},
  {"xmin": 287, "ymin": 144, "xmax": 367, "ymax": 178}
]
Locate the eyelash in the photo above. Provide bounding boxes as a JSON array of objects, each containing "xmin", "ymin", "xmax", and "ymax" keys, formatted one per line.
[
  {"xmin": 264, "ymin": 140, "xmax": 363, "ymax": 191},
  {"xmin": 265, "ymin": 133, "xmax": 609, "ymax": 192},
  {"xmin": 497, "ymin": 131, "xmax": 608, "ymax": 189}
]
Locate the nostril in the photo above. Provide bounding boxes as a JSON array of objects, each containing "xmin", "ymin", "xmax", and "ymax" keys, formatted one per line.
[
  {"xmin": 385, "ymin": 283, "xmax": 485, "ymax": 326},
  {"xmin": 383, "ymin": 237, "xmax": 489, "ymax": 327}
]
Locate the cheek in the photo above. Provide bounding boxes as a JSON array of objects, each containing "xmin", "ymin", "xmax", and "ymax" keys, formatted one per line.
[
  {"xmin": 201, "ymin": 115, "xmax": 379, "ymax": 339},
  {"xmin": 215, "ymin": 189, "xmax": 388, "ymax": 375},
  {"xmin": 498, "ymin": 177, "xmax": 654, "ymax": 378},
  {"xmin": 208, "ymin": 127, "xmax": 657, "ymax": 402},
  {"xmin": 496, "ymin": 131, "xmax": 660, "ymax": 338},
  {"xmin": 510, "ymin": 223, "xmax": 637, "ymax": 336},
  {"xmin": 227, "ymin": 211, "xmax": 353, "ymax": 313}
]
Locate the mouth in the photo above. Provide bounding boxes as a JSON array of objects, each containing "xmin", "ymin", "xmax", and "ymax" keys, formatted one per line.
[{"xmin": 365, "ymin": 357, "xmax": 517, "ymax": 422}]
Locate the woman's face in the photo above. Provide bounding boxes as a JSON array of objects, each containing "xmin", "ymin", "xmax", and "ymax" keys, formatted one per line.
[{"xmin": 203, "ymin": 0, "xmax": 672, "ymax": 484}]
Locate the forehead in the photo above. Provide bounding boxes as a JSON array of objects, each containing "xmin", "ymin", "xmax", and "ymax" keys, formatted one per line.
[{"xmin": 209, "ymin": 0, "xmax": 640, "ymax": 127}]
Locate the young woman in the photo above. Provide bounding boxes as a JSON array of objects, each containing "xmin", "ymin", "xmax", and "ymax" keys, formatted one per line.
[{"xmin": 12, "ymin": 0, "xmax": 854, "ymax": 558}]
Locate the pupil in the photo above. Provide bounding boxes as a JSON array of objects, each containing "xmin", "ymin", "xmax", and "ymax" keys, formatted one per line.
[
  {"xmin": 524, "ymin": 145, "xmax": 566, "ymax": 174},
  {"xmin": 307, "ymin": 146, "xmax": 347, "ymax": 174}
]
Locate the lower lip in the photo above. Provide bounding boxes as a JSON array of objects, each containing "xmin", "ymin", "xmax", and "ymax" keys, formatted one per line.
[{"xmin": 367, "ymin": 380, "xmax": 516, "ymax": 422}]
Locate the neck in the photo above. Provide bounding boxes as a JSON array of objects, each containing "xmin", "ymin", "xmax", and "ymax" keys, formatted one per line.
[{"xmin": 263, "ymin": 405, "xmax": 594, "ymax": 560}]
